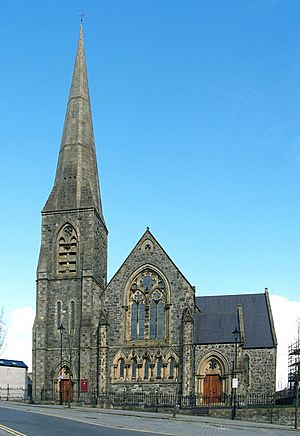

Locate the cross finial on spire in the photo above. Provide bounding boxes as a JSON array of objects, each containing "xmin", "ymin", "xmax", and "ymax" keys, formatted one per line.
[{"xmin": 79, "ymin": 11, "xmax": 86, "ymax": 23}]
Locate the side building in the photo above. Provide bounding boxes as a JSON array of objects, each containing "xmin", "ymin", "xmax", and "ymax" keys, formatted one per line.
[
  {"xmin": 0, "ymin": 359, "xmax": 29, "ymax": 400},
  {"xmin": 32, "ymin": 26, "xmax": 277, "ymax": 404}
]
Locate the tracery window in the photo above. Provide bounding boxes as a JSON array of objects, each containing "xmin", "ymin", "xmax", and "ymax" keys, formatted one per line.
[
  {"xmin": 128, "ymin": 269, "xmax": 166, "ymax": 341},
  {"xmin": 130, "ymin": 298, "xmax": 145, "ymax": 340},
  {"xmin": 57, "ymin": 224, "xmax": 78, "ymax": 275}
]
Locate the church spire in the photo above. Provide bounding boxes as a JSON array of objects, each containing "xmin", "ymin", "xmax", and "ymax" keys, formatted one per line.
[{"xmin": 44, "ymin": 24, "xmax": 106, "ymax": 226}]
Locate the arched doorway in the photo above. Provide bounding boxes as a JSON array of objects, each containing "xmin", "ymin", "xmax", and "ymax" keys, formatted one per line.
[
  {"xmin": 197, "ymin": 354, "xmax": 229, "ymax": 404},
  {"xmin": 57, "ymin": 365, "xmax": 74, "ymax": 403}
]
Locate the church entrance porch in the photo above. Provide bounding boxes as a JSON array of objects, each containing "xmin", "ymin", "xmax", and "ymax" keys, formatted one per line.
[
  {"xmin": 56, "ymin": 366, "xmax": 74, "ymax": 404},
  {"xmin": 59, "ymin": 379, "xmax": 74, "ymax": 403},
  {"xmin": 196, "ymin": 353, "xmax": 230, "ymax": 405}
]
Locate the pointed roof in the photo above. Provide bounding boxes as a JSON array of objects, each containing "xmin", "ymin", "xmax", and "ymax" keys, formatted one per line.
[
  {"xmin": 43, "ymin": 25, "xmax": 106, "ymax": 226},
  {"xmin": 107, "ymin": 227, "xmax": 195, "ymax": 290},
  {"xmin": 194, "ymin": 293, "xmax": 276, "ymax": 348}
]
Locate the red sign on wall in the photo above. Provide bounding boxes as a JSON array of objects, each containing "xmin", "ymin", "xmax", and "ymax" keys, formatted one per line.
[{"xmin": 80, "ymin": 378, "xmax": 89, "ymax": 393}]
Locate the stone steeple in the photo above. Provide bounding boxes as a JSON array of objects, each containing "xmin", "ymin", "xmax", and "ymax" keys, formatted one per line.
[
  {"xmin": 44, "ymin": 24, "xmax": 105, "ymax": 226},
  {"xmin": 34, "ymin": 25, "xmax": 108, "ymax": 401}
]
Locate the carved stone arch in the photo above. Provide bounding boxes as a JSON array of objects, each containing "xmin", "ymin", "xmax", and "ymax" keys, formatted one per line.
[
  {"xmin": 197, "ymin": 351, "xmax": 229, "ymax": 376},
  {"xmin": 165, "ymin": 348, "xmax": 179, "ymax": 380},
  {"xmin": 112, "ymin": 349, "xmax": 127, "ymax": 381},
  {"xmin": 182, "ymin": 306, "xmax": 193, "ymax": 322},
  {"xmin": 98, "ymin": 310, "xmax": 109, "ymax": 327},
  {"xmin": 56, "ymin": 222, "xmax": 79, "ymax": 276},
  {"xmin": 142, "ymin": 348, "xmax": 152, "ymax": 360},
  {"xmin": 165, "ymin": 348, "xmax": 179, "ymax": 364},
  {"xmin": 55, "ymin": 221, "xmax": 79, "ymax": 244},
  {"xmin": 51, "ymin": 359, "xmax": 75, "ymax": 398},
  {"xmin": 112, "ymin": 349, "xmax": 127, "ymax": 365},
  {"xmin": 123, "ymin": 264, "xmax": 171, "ymax": 307},
  {"xmin": 154, "ymin": 347, "xmax": 163, "ymax": 359},
  {"xmin": 128, "ymin": 347, "xmax": 139, "ymax": 361}
]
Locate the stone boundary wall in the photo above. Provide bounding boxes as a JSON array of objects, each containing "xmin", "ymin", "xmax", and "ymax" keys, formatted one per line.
[{"xmin": 208, "ymin": 406, "xmax": 299, "ymax": 427}]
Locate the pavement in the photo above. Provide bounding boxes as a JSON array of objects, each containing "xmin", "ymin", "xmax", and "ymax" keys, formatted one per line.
[{"xmin": 1, "ymin": 401, "xmax": 299, "ymax": 434}]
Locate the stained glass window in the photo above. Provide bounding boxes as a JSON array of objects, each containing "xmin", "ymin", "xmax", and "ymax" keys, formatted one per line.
[
  {"xmin": 144, "ymin": 358, "xmax": 150, "ymax": 379},
  {"xmin": 119, "ymin": 359, "xmax": 125, "ymax": 379},
  {"xmin": 132, "ymin": 359, "xmax": 137, "ymax": 379},
  {"xmin": 131, "ymin": 301, "xmax": 137, "ymax": 339},
  {"xmin": 157, "ymin": 358, "xmax": 162, "ymax": 379},
  {"xmin": 138, "ymin": 302, "xmax": 145, "ymax": 339},
  {"xmin": 169, "ymin": 357, "xmax": 175, "ymax": 379},
  {"xmin": 129, "ymin": 269, "xmax": 166, "ymax": 341}
]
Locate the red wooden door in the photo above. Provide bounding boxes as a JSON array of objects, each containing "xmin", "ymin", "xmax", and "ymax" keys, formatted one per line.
[
  {"xmin": 61, "ymin": 380, "xmax": 74, "ymax": 402},
  {"xmin": 203, "ymin": 374, "xmax": 222, "ymax": 404}
]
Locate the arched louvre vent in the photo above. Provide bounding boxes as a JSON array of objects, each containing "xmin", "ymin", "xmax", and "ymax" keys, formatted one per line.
[{"xmin": 57, "ymin": 224, "xmax": 78, "ymax": 275}]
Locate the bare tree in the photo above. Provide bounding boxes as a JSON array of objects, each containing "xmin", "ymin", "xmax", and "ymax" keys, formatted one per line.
[{"xmin": 0, "ymin": 307, "xmax": 7, "ymax": 355}]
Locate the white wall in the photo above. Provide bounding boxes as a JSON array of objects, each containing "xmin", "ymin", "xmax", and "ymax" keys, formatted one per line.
[{"xmin": 0, "ymin": 366, "xmax": 28, "ymax": 399}]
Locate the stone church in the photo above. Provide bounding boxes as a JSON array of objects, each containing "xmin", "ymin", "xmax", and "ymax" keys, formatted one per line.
[{"xmin": 32, "ymin": 26, "xmax": 277, "ymax": 403}]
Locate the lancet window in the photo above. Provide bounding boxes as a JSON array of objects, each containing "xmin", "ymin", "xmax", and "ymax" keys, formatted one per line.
[
  {"xmin": 57, "ymin": 302, "xmax": 61, "ymax": 329},
  {"xmin": 69, "ymin": 301, "xmax": 75, "ymax": 332},
  {"xmin": 112, "ymin": 349, "xmax": 179, "ymax": 382},
  {"xmin": 169, "ymin": 357, "xmax": 175, "ymax": 379},
  {"xmin": 57, "ymin": 224, "xmax": 78, "ymax": 275},
  {"xmin": 144, "ymin": 358, "xmax": 150, "ymax": 380},
  {"xmin": 128, "ymin": 269, "xmax": 167, "ymax": 341},
  {"xmin": 156, "ymin": 358, "xmax": 162, "ymax": 379},
  {"xmin": 119, "ymin": 359, "xmax": 125, "ymax": 379},
  {"xmin": 244, "ymin": 354, "xmax": 250, "ymax": 386},
  {"xmin": 131, "ymin": 359, "xmax": 137, "ymax": 380}
]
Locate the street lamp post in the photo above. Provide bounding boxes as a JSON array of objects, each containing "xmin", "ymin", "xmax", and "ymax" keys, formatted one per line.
[
  {"xmin": 58, "ymin": 323, "xmax": 65, "ymax": 405},
  {"xmin": 232, "ymin": 327, "xmax": 240, "ymax": 420}
]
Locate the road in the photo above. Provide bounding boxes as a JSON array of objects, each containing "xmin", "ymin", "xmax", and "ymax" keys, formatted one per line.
[{"xmin": 0, "ymin": 402, "xmax": 297, "ymax": 436}]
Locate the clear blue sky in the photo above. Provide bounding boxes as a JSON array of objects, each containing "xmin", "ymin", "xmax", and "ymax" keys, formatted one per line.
[{"xmin": 1, "ymin": 0, "xmax": 300, "ymax": 320}]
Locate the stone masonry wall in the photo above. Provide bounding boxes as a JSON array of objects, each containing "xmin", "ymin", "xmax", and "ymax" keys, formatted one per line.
[
  {"xmin": 104, "ymin": 230, "xmax": 195, "ymax": 394},
  {"xmin": 33, "ymin": 208, "xmax": 107, "ymax": 400},
  {"xmin": 194, "ymin": 344, "xmax": 276, "ymax": 397}
]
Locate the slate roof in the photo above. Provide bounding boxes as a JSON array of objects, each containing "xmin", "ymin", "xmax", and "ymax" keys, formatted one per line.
[
  {"xmin": 194, "ymin": 293, "xmax": 276, "ymax": 349},
  {"xmin": 0, "ymin": 359, "xmax": 28, "ymax": 369}
]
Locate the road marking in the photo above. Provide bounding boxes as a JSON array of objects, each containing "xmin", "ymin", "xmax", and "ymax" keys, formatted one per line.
[
  {"xmin": 0, "ymin": 423, "xmax": 26, "ymax": 436},
  {"xmin": 0, "ymin": 408, "xmax": 175, "ymax": 435}
]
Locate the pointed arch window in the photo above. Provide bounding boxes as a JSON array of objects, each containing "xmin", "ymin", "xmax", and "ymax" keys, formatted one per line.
[
  {"xmin": 128, "ymin": 269, "xmax": 167, "ymax": 341},
  {"xmin": 57, "ymin": 302, "xmax": 61, "ymax": 329},
  {"xmin": 57, "ymin": 224, "xmax": 78, "ymax": 275},
  {"xmin": 119, "ymin": 359, "xmax": 125, "ymax": 379},
  {"xmin": 244, "ymin": 354, "xmax": 250, "ymax": 386},
  {"xmin": 130, "ymin": 294, "xmax": 145, "ymax": 340},
  {"xmin": 150, "ymin": 295, "xmax": 165, "ymax": 339},
  {"xmin": 144, "ymin": 358, "xmax": 150, "ymax": 380},
  {"xmin": 156, "ymin": 358, "xmax": 162, "ymax": 379},
  {"xmin": 131, "ymin": 359, "xmax": 137, "ymax": 380},
  {"xmin": 169, "ymin": 357, "xmax": 175, "ymax": 379},
  {"xmin": 69, "ymin": 301, "xmax": 75, "ymax": 332}
]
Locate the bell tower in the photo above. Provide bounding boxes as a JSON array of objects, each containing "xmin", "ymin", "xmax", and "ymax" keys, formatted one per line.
[{"xmin": 32, "ymin": 25, "xmax": 108, "ymax": 401}]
